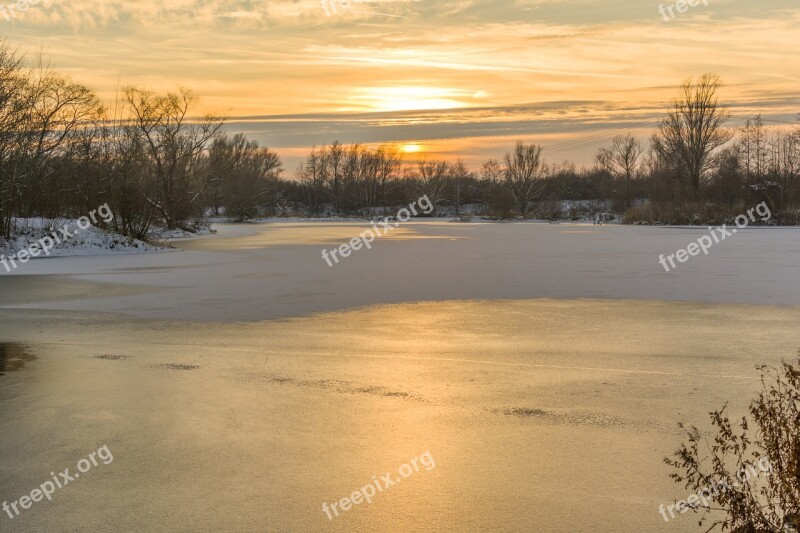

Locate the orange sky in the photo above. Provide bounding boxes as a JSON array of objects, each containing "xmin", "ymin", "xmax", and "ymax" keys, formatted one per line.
[{"xmin": 4, "ymin": 0, "xmax": 800, "ymax": 170}]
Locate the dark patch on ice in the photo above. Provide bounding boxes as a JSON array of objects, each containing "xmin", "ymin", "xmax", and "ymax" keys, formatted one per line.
[
  {"xmin": 316, "ymin": 379, "xmax": 349, "ymax": 387},
  {"xmin": 503, "ymin": 407, "xmax": 548, "ymax": 417},
  {"xmin": 266, "ymin": 375, "xmax": 414, "ymax": 399},
  {"xmin": 352, "ymin": 386, "xmax": 411, "ymax": 398},
  {"xmin": 0, "ymin": 343, "xmax": 35, "ymax": 376},
  {"xmin": 152, "ymin": 363, "xmax": 200, "ymax": 371},
  {"xmin": 499, "ymin": 407, "xmax": 624, "ymax": 427},
  {"xmin": 95, "ymin": 354, "xmax": 129, "ymax": 361}
]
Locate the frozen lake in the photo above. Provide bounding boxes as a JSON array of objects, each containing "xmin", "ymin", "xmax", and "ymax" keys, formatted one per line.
[
  {"xmin": 1, "ymin": 220, "xmax": 799, "ymax": 321},
  {"xmin": 1, "ymin": 221, "xmax": 799, "ymax": 532}
]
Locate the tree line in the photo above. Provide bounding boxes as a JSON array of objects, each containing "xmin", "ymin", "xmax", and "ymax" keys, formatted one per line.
[
  {"xmin": 1, "ymin": 40, "xmax": 798, "ymax": 241},
  {"xmin": 260, "ymin": 75, "xmax": 800, "ymax": 224},
  {"xmin": 0, "ymin": 41, "xmax": 282, "ymax": 240}
]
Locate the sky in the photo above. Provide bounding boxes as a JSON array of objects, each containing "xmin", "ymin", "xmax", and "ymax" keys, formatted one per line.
[{"xmin": 3, "ymin": 0, "xmax": 800, "ymax": 172}]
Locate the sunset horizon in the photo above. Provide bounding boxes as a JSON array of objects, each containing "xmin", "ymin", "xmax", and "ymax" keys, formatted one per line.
[{"xmin": 3, "ymin": 0, "xmax": 799, "ymax": 170}]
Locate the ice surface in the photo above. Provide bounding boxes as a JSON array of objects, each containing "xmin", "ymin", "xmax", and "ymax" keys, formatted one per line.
[{"xmin": 1, "ymin": 220, "xmax": 798, "ymax": 321}]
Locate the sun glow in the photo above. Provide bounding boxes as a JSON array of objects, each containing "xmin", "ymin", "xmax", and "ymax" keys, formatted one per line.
[
  {"xmin": 354, "ymin": 87, "xmax": 467, "ymax": 112},
  {"xmin": 401, "ymin": 143, "xmax": 422, "ymax": 153}
]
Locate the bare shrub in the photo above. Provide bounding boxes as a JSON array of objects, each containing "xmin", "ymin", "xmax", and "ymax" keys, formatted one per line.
[{"xmin": 666, "ymin": 354, "xmax": 800, "ymax": 532}]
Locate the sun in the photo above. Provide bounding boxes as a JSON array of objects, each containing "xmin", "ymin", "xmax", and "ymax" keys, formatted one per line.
[{"xmin": 401, "ymin": 143, "xmax": 422, "ymax": 153}]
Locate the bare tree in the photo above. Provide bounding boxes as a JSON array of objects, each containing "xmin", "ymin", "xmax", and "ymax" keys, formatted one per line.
[
  {"xmin": 324, "ymin": 140, "xmax": 344, "ymax": 213},
  {"xmin": 653, "ymin": 74, "xmax": 733, "ymax": 198},
  {"xmin": 770, "ymin": 127, "xmax": 800, "ymax": 210},
  {"xmin": 0, "ymin": 42, "xmax": 30, "ymax": 238},
  {"xmin": 739, "ymin": 116, "xmax": 768, "ymax": 184},
  {"xmin": 413, "ymin": 157, "xmax": 449, "ymax": 210},
  {"xmin": 296, "ymin": 146, "xmax": 326, "ymax": 215},
  {"xmin": 503, "ymin": 141, "xmax": 546, "ymax": 216},
  {"xmin": 596, "ymin": 134, "xmax": 644, "ymax": 209},
  {"xmin": 85, "ymin": 88, "xmax": 164, "ymax": 239},
  {"xmin": 123, "ymin": 87, "xmax": 223, "ymax": 229},
  {"xmin": 449, "ymin": 158, "xmax": 471, "ymax": 216},
  {"xmin": 480, "ymin": 158, "xmax": 503, "ymax": 184},
  {"xmin": 339, "ymin": 143, "xmax": 364, "ymax": 213},
  {"xmin": 376, "ymin": 145, "xmax": 401, "ymax": 215},
  {"xmin": 209, "ymin": 134, "xmax": 281, "ymax": 220},
  {"xmin": 0, "ymin": 45, "xmax": 103, "ymax": 237},
  {"xmin": 732, "ymin": 116, "xmax": 800, "ymax": 211}
]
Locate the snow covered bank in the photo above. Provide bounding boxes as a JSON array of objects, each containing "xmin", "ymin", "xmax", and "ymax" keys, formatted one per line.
[{"xmin": 0, "ymin": 218, "xmax": 166, "ymax": 260}]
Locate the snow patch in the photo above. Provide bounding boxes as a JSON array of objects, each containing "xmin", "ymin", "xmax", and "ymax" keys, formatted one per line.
[{"xmin": 0, "ymin": 218, "xmax": 166, "ymax": 259}]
